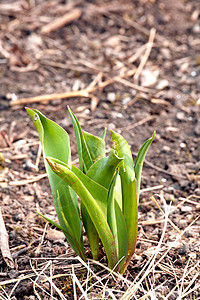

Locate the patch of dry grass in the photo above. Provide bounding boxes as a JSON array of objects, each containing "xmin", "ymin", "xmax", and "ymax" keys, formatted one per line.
[{"xmin": 0, "ymin": 194, "xmax": 199, "ymax": 299}]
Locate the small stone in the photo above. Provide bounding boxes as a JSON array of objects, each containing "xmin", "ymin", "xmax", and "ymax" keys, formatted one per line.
[
  {"xmin": 156, "ymin": 79, "xmax": 169, "ymax": 90},
  {"xmin": 180, "ymin": 142, "xmax": 186, "ymax": 148},
  {"xmin": 181, "ymin": 206, "xmax": 192, "ymax": 212},
  {"xmin": 194, "ymin": 122, "xmax": 200, "ymax": 135},
  {"xmin": 108, "ymin": 123, "xmax": 115, "ymax": 130},
  {"xmin": 179, "ymin": 219, "xmax": 188, "ymax": 229},
  {"xmin": 193, "ymin": 23, "xmax": 200, "ymax": 33},
  {"xmin": 8, "ymin": 269, "xmax": 19, "ymax": 279},
  {"xmin": 164, "ymin": 193, "xmax": 175, "ymax": 201},
  {"xmin": 9, "ymin": 230, "xmax": 16, "ymax": 239},
  {"xmin": 162, "ymin": 145, "xmax": 171, "ymax": 152},
  {"xmin": 122, "ymin": 96, "xmax": 131, "ymax": 105},
  {"xmin": 46, "ymin": 229, "xmax": 65, "ymax": 242},
  {"xmin": 179, "ymin": 180, "xmax": 188, "ymax": 188},
  {"xmin": 29, "ymin": 296, "xmax": 36, "ymax": 300},
  {"xmin": 160, "ymin": 47, "xmax": 171, "ymax": 59},
  {"xmin": 107, "ymin": 92, "xmax": 116, "ymax": 102},
  {"xmin": 176, "ymin": 111, "xmax": 185, "ymax": 121},
  {"xmin": 140, "ymin": 67, "xmax": 159, "ymax": 87},
  {"xmin": 184, "ymin": 230, "xmax": 193, "ymax": 238},
  {"xmin": 188, "ymin": 252, "xmax": 196, "ymax": 259},
  {"xmin": 13, "ymin": 212, "xmax": 24, "ymax": 222},
  {"xmin": 178, "ymin": 244, "xmax": 189, "ymax": 255}
]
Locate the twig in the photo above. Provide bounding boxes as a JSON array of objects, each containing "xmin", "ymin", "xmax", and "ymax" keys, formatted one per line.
[
  {"xmin": 134, "ymin": 28, "xmax": 156, "ymax": 81},
  {"xmin": 35, "ymin": 223, "xmax": 48, "ymax": 255},
  {"xmin": 121, "ymin": 195, "xmax": 169, "ymax": 299},
  {"xmin": 0, "ymin": 208, "xmax": 14, "ymax": 268},
  {"xmin": 35, "ymin": 142, "xmax": 42, "ymax": 171},
  {"xmin": 10, "ymin": 69, "xmax": 136, "ymax": 106},
  {"xmin": 124, "ymin": 15, "xmax": 167, "ymax": 44},
  {"xmin": 115, "ymin": 77, "xmax": 155, "ymax": 93},
  {"xmin": 10, "ymin": 90, "xmax": 91, "ymax": 106},
  {"xmin": 41, "ymin": 9, "xmax": 82, "ymax": 34},
  {"xmin": 151, "ymin": 196, "xmax": 187, "ymax": 241},
  {"xmin": 0, "ymin": 173, "xmax": 47, "ymax": 187},
  {"xmin": 140, "ymin": 184, "xmax": 163, "ymax": 194}
]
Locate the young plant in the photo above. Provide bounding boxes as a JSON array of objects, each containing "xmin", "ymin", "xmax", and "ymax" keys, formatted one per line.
[{"xmin": 27, "ymin": 107, "xmax": 155, "ymax": 273}]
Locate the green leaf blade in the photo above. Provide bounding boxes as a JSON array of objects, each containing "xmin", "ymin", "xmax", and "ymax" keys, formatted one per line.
[
  {"xmin": 111, "ymin": 130, "xmax": 138, "ymax": 272},
  {"xmin": 134, "ymin": 131, "xmax": 156, "ymax": 203},
  {"xmin": 83, "ymin": 131, "xmax": 106, "ymax": 163},
  {"xmin": 107, "ymin": 172, "xmax": 128, "ymax": 271},
  {"xmin": 26, "ymin": 108, "xmax": 84, "ymax": 259},
  {"xmin": 86, "ymin": 149, "xmax": 123, "ymax": 190},
  {"xmin": 46, "ymin": 157, "xmax": 119, "ymax": 271},
  {"xmin": 68, "ymin": 106, "xmax": 92, "ymax": 172}
]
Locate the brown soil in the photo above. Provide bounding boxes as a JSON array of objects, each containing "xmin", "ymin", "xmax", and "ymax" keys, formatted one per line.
[{"xmin": 0, "ymin": 0, "xmax": 199, "ymax": 299}]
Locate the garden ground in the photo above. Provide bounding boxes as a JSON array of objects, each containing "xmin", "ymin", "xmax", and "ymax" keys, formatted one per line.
[{"xmin": 0, "ymin": 0, "xmax": 199, "ymax": 299}]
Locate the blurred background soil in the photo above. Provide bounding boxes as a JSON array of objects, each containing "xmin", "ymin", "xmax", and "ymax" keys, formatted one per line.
[{"xmin": 0, "ymin": 0, "xmax": 199, "ymax": 299}]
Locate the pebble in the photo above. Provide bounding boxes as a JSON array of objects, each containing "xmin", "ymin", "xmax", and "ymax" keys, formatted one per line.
[
  {"xmin": 188, "ymin": 252, "xmax": 196, "ymax": 259},
  {"xmin": 9, "ymin": 230, "xmax": 16, "ymax": 239},
  {"xmin": 181, "ymin": 205, "xmax": 192, "ymax": 212},
  {"xmin": 179, "ymin": 180, "xmax": 188, "ymax": 188},
  {"xmin": 178, "ymin": 244, "xmax": 189, "ymax": 255},
  {"xmin": 156, "ymin": 79, "xmax": 169, "ymax": 90},
  {"xmin": 107, "ymin": 92, "xmax": 116, "ymax": 103},
  {"xmin": 122, "ymin": 96, "xmax": 131, "ymax": 106},
  {"xmin": 164, "ymin": 193, "xmax": 175, "ymax": 201},
  {"xmin": 108, "ymin": 123, "xmax": 115, "ymax": 130},
  {"xmin": 184, "ymin": 230, "xmax": 193, "ymax": 238},
  {"xmin": 180, "ymin": 142, "xmax": 186, "ymax": 148},
  {"xmin": 13, "ymin": 212, "xmax": 25, "ymax": 222},
  {"xmin": 8, "ymin": 269, "xmax": 19, "ymax": 279},
  {"xmin": 46, "ymin": 229, "xmax": 65, "ymax": 242},
  {"xmin": 176, "ymin": 111, "xmax": 185, "ymax": 121},
  {"xmin": 162, "ymin": 145, "xmax": 171, "ymax": 152},
  {"xmin": 193, "ymin": 23, "xmax": 200, "ymax": 33},
  {"xmin": 194, "ymin": 122, "xmax": 200, "ymax": 135},
  {"xmin": 179, "ymin": 219, "xmax": 188, "ymax": 229},
  {"xmin": 185, "ymin": 162, "xmax": 199, "ymax": 171}
]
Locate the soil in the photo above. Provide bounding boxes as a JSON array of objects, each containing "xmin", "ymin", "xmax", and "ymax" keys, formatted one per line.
[{"xmin": 0, "ymin": 0, "xmax": 200, "ymax": 299}]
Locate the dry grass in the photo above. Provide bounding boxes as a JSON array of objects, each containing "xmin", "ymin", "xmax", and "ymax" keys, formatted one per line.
[{"xmin": 0, "ymin": 194, "xmax": 199, "ymax": 300}]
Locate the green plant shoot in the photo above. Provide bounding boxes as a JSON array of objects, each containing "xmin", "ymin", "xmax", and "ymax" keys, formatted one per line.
[{"xmin": 27, "ymin": 107, "xmax": 155, "ymax": 273}]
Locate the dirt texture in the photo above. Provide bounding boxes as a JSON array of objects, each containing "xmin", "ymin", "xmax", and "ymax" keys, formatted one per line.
[{"xmin": 0, "ymin": 0, "xmax": 200, "ymax": 299}]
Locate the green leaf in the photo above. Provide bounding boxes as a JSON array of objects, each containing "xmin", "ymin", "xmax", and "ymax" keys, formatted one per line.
[
  {"xmin": 68, "ymin": 106, "xmax": 119, "ymax": 262},
  {"xmin": 46, "ymin": 157, "xmax": 119, "ymax": 271},
  {"xmin": 120, "ymin": 178, "xmax": 137, "ymax": 273},
  {"xmin": 107, "ymin": 172, "xmax": 128, "ymax": 271},
  {"xmin": 100, "ymin": 128, "xmax": 107, "ymax": 140},
  {"xmin": 87, "ymin": 149, "xmax": 123, "ymax": 190},
  {"xmin": 83, "ymin": 131, "xmax": 105, "ymax": 163},
  {"xmin": 71, "ymin": 165, "xmax": 108, "ymax": 215},
  {"xmin": 67, "ymin": 108, "xmax": 101, "ymax": 259},
  {"xmin": 111, "ymin": 130, "xmax": 138, "ymax": 272},
  {"xmin": 68, "ymin": 106, "xmax": 92, "ymax": 172},
  {"xmin": 72, "ymin": 164, "xmax": 109, "ymax": 261},
  {"xmin": 134, "ymin": 131, "xmax": 155, "ymax": 203},
  {"xmin": 26, "ymin": 108, "xmax": 85, "ymax": 260},
  {"xmin": 114, "ymin": 173, "xmax": 122, "ymax": 210},
  {"xmin": 81, "ymin": 203, "xmax": 99, "ymax": 261}
]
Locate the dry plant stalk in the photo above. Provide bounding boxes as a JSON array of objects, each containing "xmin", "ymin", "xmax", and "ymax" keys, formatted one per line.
[
  {"xmin": 10, "ymin": 69, "xmax": 136, "ymax": 107},
  {"xmin": 41, "ymin": 9, "xmax": 82, "ymax": 34},
  {"xmin": 0, "ymin": 207, "xmax": 14, "ymax": 268}
]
